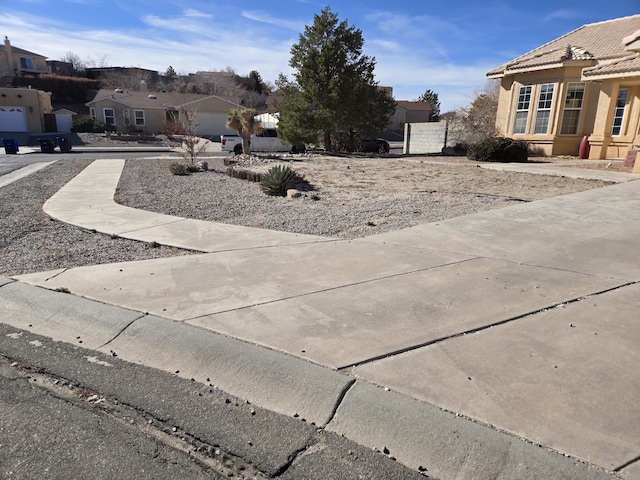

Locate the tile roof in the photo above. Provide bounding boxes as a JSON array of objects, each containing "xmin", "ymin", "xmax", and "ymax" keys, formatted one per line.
[
  {"xmin": 488, "ymin": 14, "xmax": 640, "ymax": 78},
  {"xmin": 583, "ymin": 53, "xmax": 640, "ymax": 79}
]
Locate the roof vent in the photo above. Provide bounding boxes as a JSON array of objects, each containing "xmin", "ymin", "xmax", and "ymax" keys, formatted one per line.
[
  {"xmin": 115, "ymin": 88, "xmax": 123, "ymax": 93},
  {"xmin": 148, "ymin": 94, "xmax": 157, "ymax": 99}
]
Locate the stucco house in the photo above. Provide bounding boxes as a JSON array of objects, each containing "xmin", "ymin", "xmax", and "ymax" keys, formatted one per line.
[
  {"xmin": 0, "ymin": 37, "xmax": 49, "ymax": 77},
  {"xmin": 86, "ymin": 88, "xmax": 245, "ymax": 137},
  {"xmin": 0, "ymin": 87, "xmax": 53, "ymax": 136},
  {"xmin": 388, "ymin": 101, "xmax": 434, "ymax": 134},
  {"xmin": 488, "ymin": 14, "xmax": 640, "ymax": 161}
]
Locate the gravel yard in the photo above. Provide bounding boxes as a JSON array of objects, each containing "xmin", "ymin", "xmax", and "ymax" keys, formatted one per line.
[
  {"xmin": 1, "ymin": 153, "xmax": 615, "ymax": 276},
  {"xmin": 115, "ymin": 154, "xmax": 614, "ymax": 239}
]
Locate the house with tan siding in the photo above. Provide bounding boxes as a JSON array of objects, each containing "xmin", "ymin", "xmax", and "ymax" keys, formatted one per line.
[
  {"xmin": 0, "ymin": 37, "xmax": 49, "ymax": 77},
  {"xmin": 86, "ymin": 88, "xmax": 244, "ymax": 137},
  {"xmin": 487, "ymin": 14, "xmax": 640, "ymax": 163}
]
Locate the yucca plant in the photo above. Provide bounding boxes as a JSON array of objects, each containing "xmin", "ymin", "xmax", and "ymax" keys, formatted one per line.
[{"xmin": 260, "ymin": 165, "xmax": 304, "ymax": 196}]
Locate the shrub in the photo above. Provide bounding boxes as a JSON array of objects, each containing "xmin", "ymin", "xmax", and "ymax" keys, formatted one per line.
[
  {"xmin": 467, "ymin": 137, "xmax": 529, "ymax": 163},
  {"xmin": 72, "ymin": 117, "xmax": 115, "ymax": 133},
  {"xmin": 260, "ymin": 165, "xmax": 305, "ymax": 196},
  {"xmin": 169, "ymin": 162, "xmax": 189, "ymax": 175}
]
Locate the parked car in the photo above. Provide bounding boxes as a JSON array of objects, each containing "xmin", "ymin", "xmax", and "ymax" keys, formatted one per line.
[
  {"xmin": 359, "ymin": 135, "xmax": 390, "ymax": 154},
  {"xmin": 221, "ymin": 128, "xmax": 305, "ymax": 155}
]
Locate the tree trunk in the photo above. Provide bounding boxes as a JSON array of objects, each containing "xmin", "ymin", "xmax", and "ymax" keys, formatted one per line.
[
  {"xmin": 242, "ymin": 135, "xmax": 251, "ymax": 155},
  {"xmin": 324, "ymin": 131, "xmax": 332, "ymax": 151}
]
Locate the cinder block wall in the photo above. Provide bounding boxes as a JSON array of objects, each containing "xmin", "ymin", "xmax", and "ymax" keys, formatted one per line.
[{"xmin": 404, "ymin": 122, "xmax": 447, "ymax": 154}]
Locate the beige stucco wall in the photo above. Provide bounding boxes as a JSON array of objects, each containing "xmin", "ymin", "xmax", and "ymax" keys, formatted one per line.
[
  {"xmin": 0, "ymin": 87, "xmax": 52, "ymax": 132},
  {"xmin": 588, "ymin": 80, "xmax": 640, "ymax": 160},
  {"xmin": 0, "ymin": 49, "xmax": 48, "ymax": 76},
  {"xmin": 495, "ymin": 65, "xmax": 596, "ymax": 156},
  {"xmin": 496, "ymin": 65, "xmax": 640, "ymax": 160}
]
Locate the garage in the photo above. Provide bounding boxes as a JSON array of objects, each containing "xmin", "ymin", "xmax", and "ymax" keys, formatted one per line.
[
  {"xmin": 0, "ymin": 106, "xmax": 28, "ymax": 132},
  {"xmin": 193, "ymin": 112, "xmax": 236, "ymax": 138}
]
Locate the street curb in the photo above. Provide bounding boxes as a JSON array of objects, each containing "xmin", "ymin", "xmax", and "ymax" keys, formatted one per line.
[
  {"xmin": 0, "ymin": 276, "xmax": 618, "ymax": 479},
  {"xmin": 0, "ymin": 277, "xmax": 352, "ymax": 427}
]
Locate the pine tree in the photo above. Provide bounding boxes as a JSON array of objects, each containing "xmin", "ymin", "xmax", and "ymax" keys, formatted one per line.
[
  {"xmin": 417, "ymin": 89, "xmax": 441, "ymax": 121},
  {"xmin": 276, "ymin": 6, "xmax": 395, "ymax": 151}
]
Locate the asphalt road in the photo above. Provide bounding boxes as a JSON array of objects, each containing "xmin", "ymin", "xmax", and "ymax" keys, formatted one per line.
[
  {"xmin": 0, "ymin": 323, "xmax": 426, "ymax": 479},
  {"xmin": 0, "ymin": 150, "xmax": 188, "ymax": 177}
]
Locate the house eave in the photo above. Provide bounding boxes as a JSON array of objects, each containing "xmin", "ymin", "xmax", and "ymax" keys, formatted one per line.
[{"xmin": 582, "ymin": 70, "xmax": 640, "ymax": 82}]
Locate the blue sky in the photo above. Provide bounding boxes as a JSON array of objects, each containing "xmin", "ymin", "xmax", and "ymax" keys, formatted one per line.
[{"xmin": 2, "ymin": 1, "xmax": 639, "ymax": 112}]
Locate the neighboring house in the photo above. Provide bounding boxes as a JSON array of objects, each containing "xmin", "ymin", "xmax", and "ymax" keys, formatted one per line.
[
  {"xmin": 86, "ymin": 88, "xmax": 244, "ymax": 137},
  {"xmin": 47, "ymin": 60, "xmax": 75, "ymax": 77},
  {"xmin": 0, "ymin": 87, "xmax": 53, "ymax": 135},
  {"xmin": 388, "ymin": 101, "xmax": 434, "ymax": 134},
  {"xmin": 488, "ymin": 14, "xmax": 640, "ymax": 160},
  {"xmin": 0, "ymin": 37, "xmax": 49, "ymax": 77}
]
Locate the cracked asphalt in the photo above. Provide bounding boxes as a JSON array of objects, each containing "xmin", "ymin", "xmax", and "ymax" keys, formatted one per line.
[{"xmin": 0, "ymin": 323, "xmax": 426, "ymax": 479}]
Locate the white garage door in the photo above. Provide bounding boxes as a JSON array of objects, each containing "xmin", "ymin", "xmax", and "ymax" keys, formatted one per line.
[
  {"xmin": 0, "ymin": 106, "xmax": 28, "ymax": 132},
  {"xmin": 194, "ymin": 113, "xmax": 235, "ymax": 137}
]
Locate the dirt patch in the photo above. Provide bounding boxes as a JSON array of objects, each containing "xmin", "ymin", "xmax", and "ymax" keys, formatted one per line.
[{"xmin": 241, "ymin": 154, "xmax": 617, "ymax": 201}]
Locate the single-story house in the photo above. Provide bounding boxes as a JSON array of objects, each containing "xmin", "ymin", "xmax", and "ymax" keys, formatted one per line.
[
  {"xmin": 86, "ymin": 87, "xmax": 245, "ymax": 137},
  {"xmin": 388, "ymin": 101, "xmax": 434, "ymax": 134},
  {"xmin": 488, "ymin": 14, "xmax": 640, "ymax": 161},
  {"xmin": 0, "ymin": 37, "xmax": 49, "ymax": 77},
  {"xmin": 0, "ymin": 87, "xmax": 53, "ymax": 135}
]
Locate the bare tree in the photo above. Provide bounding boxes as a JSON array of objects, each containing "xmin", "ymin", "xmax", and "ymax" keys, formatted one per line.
[
  {"xmin": 446, "ymin": 80, "xmax": 500, "ymax": 147},
  {"xmin": 178, "ymin": 108, "xmax": 208, "ymax": 163},
  {"xmin": 59, "ymin": 51, "xmax": 86, "ymax": 74}
]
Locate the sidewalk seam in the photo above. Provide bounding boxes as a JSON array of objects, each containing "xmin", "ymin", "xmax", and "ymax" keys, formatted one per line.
[
  {"xmin": 184, "ymin": 257, "xmax": 480, "ymax": 322},
  {"xmin": 337, "ymin": 280, "xmax": 639, "ymax": 370}
]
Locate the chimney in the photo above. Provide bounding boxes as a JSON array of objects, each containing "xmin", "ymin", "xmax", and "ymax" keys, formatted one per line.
[
  {"xmin": 4, "ymin": 37, "xmax": 15, "ymax": 77},
  {"xmin": 139, "ymin": 80, "xmax": 148, "ymax": 92}
]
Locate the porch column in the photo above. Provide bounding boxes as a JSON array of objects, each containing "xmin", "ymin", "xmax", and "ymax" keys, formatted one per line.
[{"xmin": 587, "ymin": 81, "xmax": 615, "ymax": 159}]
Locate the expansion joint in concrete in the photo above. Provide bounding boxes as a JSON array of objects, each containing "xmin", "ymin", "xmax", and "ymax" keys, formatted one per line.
[{"xmin": 337, "ymin": 280, "xmax": 639, "ymax": 371}]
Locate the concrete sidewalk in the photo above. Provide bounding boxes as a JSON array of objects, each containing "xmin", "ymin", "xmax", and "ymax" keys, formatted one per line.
[{"xmin": 3, "ymin": 158, "xmax": 640, "ymax": 479}]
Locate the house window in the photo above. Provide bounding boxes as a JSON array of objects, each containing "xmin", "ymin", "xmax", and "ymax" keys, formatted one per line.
[
  {"xmin": 513, "ymin": 85, "xmax": 532, "ymax": 134},
  {"xmin": 560, "ymin": 83, "xmax": 585, "ymax": 135},
  {"xmin": 90, "ymin": 107, "xmax": 96, "ymax": 120},
  {"xmin": 103, "ymin": 108, "xmax": 115, "ymax": 126},
  {"xmin": 19, "ymin": 57, "xmax": 34, "ymax": 70},
  {"xmin": 134, "ymin": 110, "xmax": 145, "ymax": 126},
  {"xmin": 534, "ymin": 84, "xmax": 554, "ymax": 134},
  {"xmin": 611, "ymin": 89, "xmax": 629, "ymax": 136},
  {"xmin": 123, "ymin": 109, "xmax": 131, "ymax": 126}
]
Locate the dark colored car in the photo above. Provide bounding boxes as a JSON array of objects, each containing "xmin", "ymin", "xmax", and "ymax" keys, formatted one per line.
[{"xmin": 359, "ymin": 135, "xmax": 390, "ymax": 154}]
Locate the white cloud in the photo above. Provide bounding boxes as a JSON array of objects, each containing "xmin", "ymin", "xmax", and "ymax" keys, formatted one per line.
[
  {"xmin": 183, "ymin": 8, "xmax": 213, "ymax": 19},
  {"xmin": 544, "ymin": 9, "xmax": 581, "ymax": 22},
  {"xmin": 2, "ymin": 7, "xmax": 488, "ymax": 113},
  {"xmin": 241, "ymin": 10, "xmax": 306, "ymax": 31}
]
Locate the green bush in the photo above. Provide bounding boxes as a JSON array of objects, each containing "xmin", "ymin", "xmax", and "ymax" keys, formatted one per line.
[
  {"xmin": 72, "ymin": 117, "xmax": 115, "ymax": 133},
  {"xmin": 260, "ymin": 165, "xmax": 305, "ymax": 196},
  {"xmin": 467, "ymin": 137, "xmax": 529, "ymax": 163}
]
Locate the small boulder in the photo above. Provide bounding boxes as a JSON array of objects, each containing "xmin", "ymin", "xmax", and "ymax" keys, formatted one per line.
[{"xmin": 287, "ymin": 189, "xmax": 302, "ymax": 199}]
